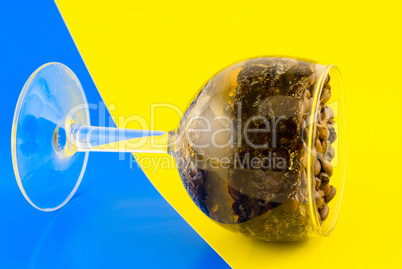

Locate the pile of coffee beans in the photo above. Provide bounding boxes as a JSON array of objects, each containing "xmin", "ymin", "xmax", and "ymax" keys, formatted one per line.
[
  {"xmin": 175, "ymin": 58, "xmax": 338, "ymax": 241},
  {"xmin": 313, "ymin": 75, "xmax": 337, "ymax": 222}
]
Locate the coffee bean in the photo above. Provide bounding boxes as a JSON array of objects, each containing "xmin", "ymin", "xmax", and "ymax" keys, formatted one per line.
[
  {"xmin": 321, "ymin": 92, "xmax": 331, "ymax": 104},
  {"xmin": 314, "ymin": 159, "xmax": 321, "ymax": 176},
  {"xmin": 318, "ymin": 124, "xmax": 328, "ymax": 140},
  {"xmin": 319, "ymin": 172, "xmax": 330, "ymax": 187},
  {"xmin": 329, "ymin": 128, "xmax": 337, "ymax": 143},
  {"xmin": 315, "ymin": 177, "xmax": 321, "ymax": 190},
  {"xmin": 282, "ymin": 199, "xmax": 299, "ymax": 213},
  {"xmin": 321, "ymin": 160, "xmax": 333, "ymax": 177},
  {"xmin": 322, "ymin": 140, "xmax": 331, "ymax": 155},
  {"xmin": 319, "ymin": 203, "xmax": 329, "ymax": 221},
  {"xmin": 316, "ymin": 151, "xmax": 324, "ymax": 161},
  {"xmin": 318, "ymin": 172, "xmax": 330, "ymax": 182},
  {"xmin": 315, "ymin": 138, "xmax": 323, "ymax": 154},
  {"xmin": 321, "ymin": 88, "xmax": 329, "ymax": 99},
  {"xmin": 318, "ymin": 189, "xmax": 325, "ymax": 197},
  {"xmin": 326, "ymin": 145, "xmax": 335, "ymax": 160},
  {"xmin": 316, "ymin": 197, "xmax": 324, "ymax": 209},
  {"xmin": 324, "ymin": 129, "xmax": 330, "ymax": 141},
  {"xmin": 322, "ymin": 183, "xmax": 331, "ymax": 196},
  {"xmin": 314, "ymin": 190, "xmax": 321, "ymax": 199},
  {"xmin": 321, "ymin": 107, "xmax": 327, "ymax": 121},
  {"xmin": 325, "ymin": 74, "xmax": 330, "ymax": 84},
  {"xmin": 327, "ymin": 120, "xmax": 335, "ymax": 130},
  {"xmin": 325, "ymin": 186, "xmax": 336, "ymax": 203}
]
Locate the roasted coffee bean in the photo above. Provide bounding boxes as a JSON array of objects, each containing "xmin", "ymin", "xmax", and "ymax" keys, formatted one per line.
[
  {"xmin": 318, "ymin": 172, "xmax": 330, "ymax": 182},
  {"xmin": 303, "ymin": 98, "xmax": 313, "ymax": 114},
  {"xmin": 326, "ymin": 145, "xmax": 335, "ymax": 160},
  {"xmin": 322, "ymin": 183, "xmax": 331, "ymax": 196},
  {"xmin": 318, "ymin": 189, "xmax": 325, "ymax": 197},
  {"xmin": 321, "ymin": 88, "xmax": 329, "ymax": 99},
  {"xmin": 321, "ymin": 107, "xmax": 327, "ymax": 121},
  {"xmin": 324, "ymin": 155, "xmax": 332, "ymax": 163},
  {"xmin": 325, "ymin": 74, "xmax": 330, "ymax": 84},
  {"xmin": 315, "ymin": 138, "xmax": 323, "ymax": 154},
  {"xmin": 329, "ymin": 128, "xmax": 337, "ymax": 143},
  {"xmin": 318, "ymin": 124, "xmax": 328, "ymax": 140},
  {"xmin": 314, "ymin": 190, "xmax": 321, "ymax": 199},
  {"xmin": 316, "ymin": 151, "xmax": 324, "ymax": 161},
  {"xmin": 325, "ymin": 186, "xmax": 336, "ymax": 203},
  {"xmin": 321, "ymin": 87, "xmax": 331, "ymax": 103},
  {"xmin": 327, "ymin": 120, "xmax": 335, "ymax": 130},
  {"xmin": 314, "ymin": 159, "xmax": 321, "ymax": 176},
  {"xmin": 319, "ymin": 174, "xmax": 330, "ymax": 188},
  {"xmin": 315, "ymin": 177, "xmax": 321, "ymax": 190},
  {"xmin": 322, "ymin": 140, "xmax": 331, "ymax": 155},
  {"xmin": 321, "ymin": 160, "xmax": 333, "ymax": 177},
  {"xmin": 282, "ymin": 199, "xmax": 299, "ymax": 213},
  {"xmin": 324, "ymin": 128, "xmax": 330, "ymax": 141},
  {"xmin": 316, "ymin": 197, "xmax": 324, "ymax": 209},
  {"xmin": 321, "ymin": 92, "xmax": 331, "ymax": 104},
  {"xmin": 321, "ymin": 180, "xmax": 329, "ymax": 188},
  {"xmin": 319, "ymin": 203, "xmax": 329, "ymax": 221}
]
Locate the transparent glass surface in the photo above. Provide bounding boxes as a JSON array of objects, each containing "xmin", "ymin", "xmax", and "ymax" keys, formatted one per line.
[
  {"xmin": 174, "ymin": 57, "xmax": 346, "ymax": 240},
  {"xmin": 12, "ymin": 57, "xmax": 346, "ymax": 241},
  {"xmin": 12, "ymin": 63, "xmax": 89, "ymax": 211}
]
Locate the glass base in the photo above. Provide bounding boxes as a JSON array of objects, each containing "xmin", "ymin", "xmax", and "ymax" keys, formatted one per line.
[{"xmin": 11, "ymin": 63, "xmax": 89, "ymax": 211}]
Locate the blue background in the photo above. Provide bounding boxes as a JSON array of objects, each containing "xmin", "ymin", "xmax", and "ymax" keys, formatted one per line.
[{"xmin": 0, "ymin": 1, "xmax": 228, "ymax": 268}]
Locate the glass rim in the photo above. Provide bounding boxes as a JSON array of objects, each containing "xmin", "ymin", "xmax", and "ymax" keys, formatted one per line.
[{"xmin": 307, "ymin": 64, "xmax": 346, "ymax": 237}]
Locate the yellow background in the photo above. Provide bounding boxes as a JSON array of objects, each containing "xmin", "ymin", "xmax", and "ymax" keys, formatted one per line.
[{"xmin": 55, "ymin": 0, "xmax": 402, "ymax": 268}]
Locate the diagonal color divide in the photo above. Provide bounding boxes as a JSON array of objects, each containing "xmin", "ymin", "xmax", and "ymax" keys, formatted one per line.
[{"xmin": 53, "ymin": 1, "xmax": 330, "ymax": 268}]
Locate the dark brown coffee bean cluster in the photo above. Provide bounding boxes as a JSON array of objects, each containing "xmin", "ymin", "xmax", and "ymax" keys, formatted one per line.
[{"xmin": 175, "ymin": 58, "xmax": 338, "ymax": 241}]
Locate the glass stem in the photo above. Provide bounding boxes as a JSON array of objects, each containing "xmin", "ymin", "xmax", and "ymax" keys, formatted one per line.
[{"xmin": 66, "ymin": 123, "xmax": 172, "ymax": 154}]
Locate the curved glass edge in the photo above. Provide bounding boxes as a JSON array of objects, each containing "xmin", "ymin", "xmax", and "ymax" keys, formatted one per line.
[
  {"xmin": 308, "ymin": 64, "xmax": 346, "ymax": 237},
  {"xmin": 11, "ymin": 62, "xmax": 90, "ymax": 211}
]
